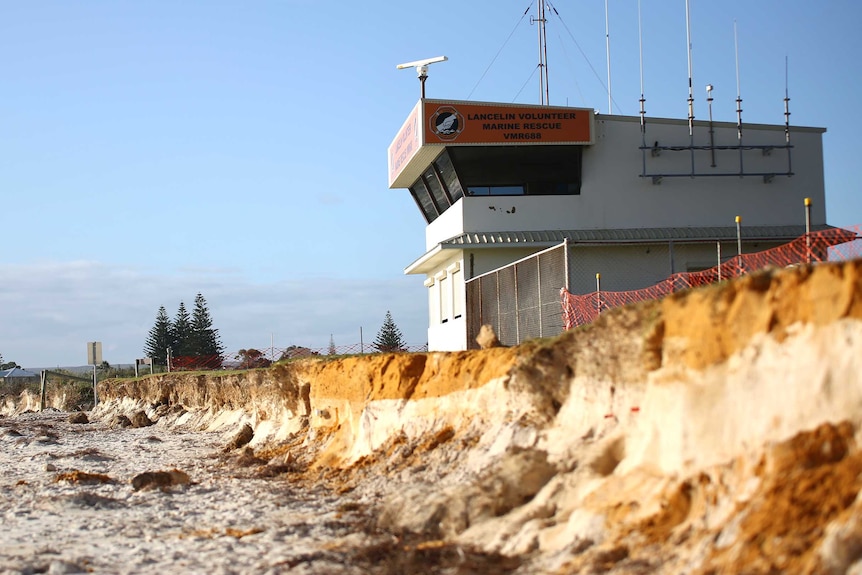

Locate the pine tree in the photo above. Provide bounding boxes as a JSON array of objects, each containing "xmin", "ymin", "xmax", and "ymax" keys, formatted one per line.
[
  {"xmin": 190, "ymin": 293, "xmax": 224, "ymax": 357},
  {"xmin": 143, "ymin": 306, "xmax": 173, "ymax": 365},
  {"xmin": 373, "ymin": 310, "xmax": 406, "ymax": 353},
  {"xmin": 171, "ymin": 301, "xmax": 193, "ymax": 357}
]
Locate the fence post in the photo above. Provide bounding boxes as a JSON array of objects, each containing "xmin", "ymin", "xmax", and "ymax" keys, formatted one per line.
[
  {"xmin": 496, "ymin": 273, "xmax": 501, "ymax": 341},
  {"xmin": 92, "ymin": 365, "xmax": 98, "ymax": 407},
  {"xmin": 40, "ymin": 370, "xmax": 47, "ymax": 411},
  {"xmin": 717, "ymin": 241, "xmax": 722, "ymax": 282},
  {"xmin": 537, "ymin": 254, "xmax": 544, "ymax": 338},
  {"xmin": 563, "ymin": 238, "xmax": 570, "ymax": 292},
  {"xmin": 804, "ymin": 197, "xmax": 812, "ymax": 264},
  {"xmin": 513, "ymin": 264, "xmax": 520, "ymax": 344},
  {"xmin": 735, "ymin": 215, "xmax": 743, "ymax": 275},
  {"xmin": 596, "ymin": 273, "xmax": 602, "ymax": 317}
]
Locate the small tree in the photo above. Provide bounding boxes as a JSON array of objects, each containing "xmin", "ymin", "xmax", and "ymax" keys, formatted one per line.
[
  {"xmin": 0, "ymin": 354, "xmax": 20, "ymax": 370},
  {"xmin": 373, "ymin": 310, "xmax": 406, "ymax": 353},
  {"xmin": 143, "ymin": 306, "xmax": 173, "ymax": 365},
  {"xmin": 190, "ymin": 293, "xmax": 224, "ymax": 358},
  {"xmin": 236, "ymin": 349, "xmax": 271, "ymax": 369},
  {"xmin": 171, "ymin": 302, "xmax": 193, "ymax": 357}
]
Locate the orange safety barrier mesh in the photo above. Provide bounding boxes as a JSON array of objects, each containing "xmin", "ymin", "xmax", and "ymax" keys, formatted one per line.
[{"xmin": 561, "ymin": 226, "xmax": 861, "ymax": 330}]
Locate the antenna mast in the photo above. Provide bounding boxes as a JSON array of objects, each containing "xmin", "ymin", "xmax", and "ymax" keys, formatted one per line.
[
  {"xmin": 536, "ymin": 0, "xmax": 550, "ymax": 105},
  {"xmin": 784, "ymin": 55, "xmax": 793, "ymax": 174},
  {"xmin": 638, "ymin": 0, "xmax": 645, "ymax": 133},
  {"xmin": 784, "ymin": 55, "xmax": 791, "ymax": 143},
  {"xmin": 685, "ymin": 0, "xmax": 695, "ymax": 175},
  {"xmin": 734, "ymin": 20, "xmax": 744, "ymax": 174},
  {"xmin": 685, "ymin": 0, "xmax": 694, "ymax": 136},
  {"xmin": 605, "ymin": 0, "xmax": 612, "ymax": 114}
]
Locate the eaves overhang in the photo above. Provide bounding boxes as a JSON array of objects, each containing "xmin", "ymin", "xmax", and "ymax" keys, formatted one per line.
[
  {"xmin": 442, "ymin": 225, "xmax": 842, "ymax": 247},
  {"xmin": 404, "ymin": 244, "xmax": 455, "ymax": 275},
  {"xmin": 404, "ymin": 224, "xmax": 854, "ymax": 276}
]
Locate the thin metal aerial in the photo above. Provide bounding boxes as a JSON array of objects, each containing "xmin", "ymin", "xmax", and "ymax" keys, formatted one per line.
[
  {"xmin": 466, "ymin": 4, "xmax": 532, "ymax": 101},
  {"xmin": 685, "ymin": 0, "xmax": 695, "ymax": 175},
  {"xmin": 547, "ymin": 1, "xmax": 620, "ymax": 113},
  {"xmin": 639, "ymin": 11, "xmax": 794, "ymax": 183},
  {"xmin": 638, "ymin": 0, "xmax": 647, "ymax": 175},
  {"xmin": 784, "ymin": 55, "xmax": 791, "ymax": 143},
  {"xmin": 784, "ymin": 55, "xmax": 793, "ymax": 173},
  {"xmin": 638, "ymin": 0, "xmax": 646, "ymax": 134},
  {"xmin": 605, "ymin": 0, "xmax": 612, "ymax": 114},
  {"xmin": 685, "ymin": 0, "xmax": 695, "ymax": 137},
  {"xmin": 734, "ymin": 20, "xmax": 744, "ymax": 173},
  {"xmin": 536, "ymin": 0, "xmax": 550, "ymax": 105}
]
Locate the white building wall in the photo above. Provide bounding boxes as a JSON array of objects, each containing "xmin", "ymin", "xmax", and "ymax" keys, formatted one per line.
[
  {"xmin": 414, "ymin": 113, "xmax": 826, "ymax": 351},
  {"xmin": 424, "ymin": 251, "xmax": 468, "ymax": 351},
  {"xmin": 425, "ymin": 200, "xmax": 464, "ymax": 251},
  {"xmin": 584, "ymin": 115, "xmax": 826, "ymax": 229},
  {"xmin": 426, "ymin": 115, "xmax": 826, "ymax": 247},
  {"xmin": 566, "ymin": 241, "xmax": 787, "ymax": 295}
]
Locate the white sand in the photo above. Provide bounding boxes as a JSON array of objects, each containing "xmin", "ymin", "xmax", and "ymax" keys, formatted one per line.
[{"xmin": 0, "ymin": 411, "xmax": 371, "ymax": 575}]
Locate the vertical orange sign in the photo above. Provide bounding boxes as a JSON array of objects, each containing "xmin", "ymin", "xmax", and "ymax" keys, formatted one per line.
[{"xmin": 388, "ymin": 101, "xmax": 422, "ymax": 186}]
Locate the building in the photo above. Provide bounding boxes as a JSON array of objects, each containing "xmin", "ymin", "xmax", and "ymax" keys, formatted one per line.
[
  {"xmin": 0, "ymin": 367, "xmax": 40, "ymax": 387},
  {"xmin": 388, "ymin": 98, "xmax": 830, "ymax": 351}
]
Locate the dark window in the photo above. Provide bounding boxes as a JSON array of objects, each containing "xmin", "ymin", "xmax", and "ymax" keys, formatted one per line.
[
  {"xmin": 410, "ymin": 180, "xmax": 438, "ymax": 223},
  {"xmin": 434, "ymin": 151, "xmax": 464, "ymax": 202},
  {"xmin": 423, "ymin": 167, "xmax": 451, "ymax": 213},
  {"xmin": 406, "ymin": 145, "xmax": 581, "ymax": 221},
  {"xmin": 449, "ymin": 145, "xmax": 582, "ymax": 196},
  {"xmin": 467, "ymin": 185, "xmax": 525, "ymax": 196}
]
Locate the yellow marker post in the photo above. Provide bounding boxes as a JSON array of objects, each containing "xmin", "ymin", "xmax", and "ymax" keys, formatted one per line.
[{"xmin": 804, "ymin": 197, "xmax": 812, "ymax": 263}]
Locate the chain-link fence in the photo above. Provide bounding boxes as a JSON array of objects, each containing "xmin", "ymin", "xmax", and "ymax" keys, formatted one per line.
[
  {"xmin": 464, "ymin": 225, "xmax": 862, "ymax": 347},
  {"xmin": 465, "ymin": 243, "xmax": 567, "ymax": 349}
]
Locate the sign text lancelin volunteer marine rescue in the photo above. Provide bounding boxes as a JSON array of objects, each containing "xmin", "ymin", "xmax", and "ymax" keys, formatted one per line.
[{"xmin": 469, "ymin": 111, "xmax": 578, "ymax": 139}]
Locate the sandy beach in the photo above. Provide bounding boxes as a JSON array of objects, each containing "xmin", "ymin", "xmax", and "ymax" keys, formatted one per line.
[{"xmin": 0, "ymin": 411, "xmax": 377, "ymax": 575}]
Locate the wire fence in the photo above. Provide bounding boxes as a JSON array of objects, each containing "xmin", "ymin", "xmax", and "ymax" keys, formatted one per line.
[
  {"xmin": 561, "ymin": 225, "xmax": 862, "ymax": 329},
  {"xmin": 465, "ymin": 243, "xmax": 568, "ymax": 349},
  {"xmin": 162, "ymin": 342, "xmax": 430, "ymax": 372}
]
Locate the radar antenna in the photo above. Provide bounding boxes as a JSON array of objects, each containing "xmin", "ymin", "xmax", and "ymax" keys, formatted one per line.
[{"xmin": 396, "ymin": 56, "xmax": 448, "ymax": 99}]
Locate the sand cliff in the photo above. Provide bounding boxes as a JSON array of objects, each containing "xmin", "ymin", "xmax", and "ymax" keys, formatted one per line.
[{"xmin": 24, "ymin": 260, "xmax": 862, "ymax": 573}]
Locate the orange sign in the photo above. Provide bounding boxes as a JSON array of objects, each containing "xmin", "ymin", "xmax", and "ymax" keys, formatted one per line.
[
  {"xmin": 388, "ymin": 101, "xmax": 422, "ymax": 185},
  {"xmin": 423, "ymin": 101, "xmax": 593, "ymax": 145}
]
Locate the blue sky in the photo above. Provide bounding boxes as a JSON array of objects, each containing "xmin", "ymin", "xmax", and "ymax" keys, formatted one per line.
[{"xmin": 2, "ymin": 1, "xmax": 860, "ymax": 367}]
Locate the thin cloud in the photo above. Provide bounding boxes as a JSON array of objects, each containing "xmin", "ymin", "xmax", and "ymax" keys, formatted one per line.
[{"xmin": 0, "ymin": 261, "xmax": 426, "ymax": 368}]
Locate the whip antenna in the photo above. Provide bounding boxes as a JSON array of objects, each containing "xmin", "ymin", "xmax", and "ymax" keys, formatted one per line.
[
  {"xmin": 784, "ymin": 55, "xmax": 791, "ymax": 143},
  {"xmin": 685, "ymin": 0, "xmax": 694, "ymax": 137},
  {"xmin": 605, "ymin": 0, "xmax": 612, "ymax": 114},
  {"xmin": 734, "ymin": 20, "xmax": 744, "ymax": 174},
  {"xmin": 638, "ymin": 0, "xmax": 645, "ymax": 133}
]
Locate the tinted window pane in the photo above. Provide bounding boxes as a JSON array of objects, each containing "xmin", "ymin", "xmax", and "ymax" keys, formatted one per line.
[
  {"xmin": 410, "ymin": 181, "xmax": 438, "ymax": 223},
  {"xmin": 423, "ymin": 167, "xmax": 450, "ymax": 213},
  {"xmin": 449, "ymin": 145, "xmax": 581, "ymax": 195},
  {"xmin": 467, "ymin": 185, "xmax": 525, "ymax": 196},
  {"xmin": 434, "ymin": 151, "xmax": 465, "ymax": 202}
]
